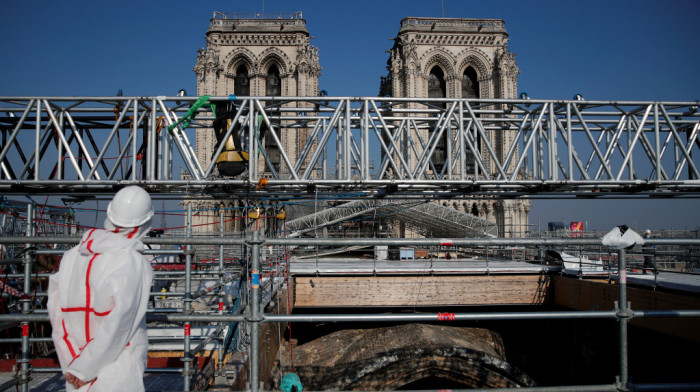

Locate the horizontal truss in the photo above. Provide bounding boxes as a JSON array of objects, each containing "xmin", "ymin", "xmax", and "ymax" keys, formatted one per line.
[
  {"xmin": 284, "ymin": 199, "xmax": 498, "ymax": 238},
  {"xmin": 1, "ymin": 96, "xmax": 699, "ymax": 197}
]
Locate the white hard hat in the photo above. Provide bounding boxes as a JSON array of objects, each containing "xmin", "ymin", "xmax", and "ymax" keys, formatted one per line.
[
  {"xmin": 645, "ymin": 229, "xmax": 651, "ymax": 234},
  {"xmin": 106, "ymin": 186, "xmax": 153, "ymax": 227}
]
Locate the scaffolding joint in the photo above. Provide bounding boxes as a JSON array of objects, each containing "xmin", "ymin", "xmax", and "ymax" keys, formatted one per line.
[
  {"xmin": 245, "ymin": 315, "xmax": 264, "ymax": 323},
  {"xmin": 615, "ymin": 376, "xmax": 629, "ymax": 392},
  {"xmin": 614, "ymin": 301, "xmax": 634, "ymax": 320},
  {"xmin": 246, "ymin": 237, "xmax": 266, "ymax": 246},
  {"xmin": 16, "ymin": 246, "xmax": 37, "ymax": 261}
]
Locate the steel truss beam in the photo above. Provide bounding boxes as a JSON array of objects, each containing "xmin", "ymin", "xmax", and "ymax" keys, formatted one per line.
[
  {"xmin": 284, "ymin": 199, "xmax": 498, "ymax": 238},
  {"xmin": 1, "ymin": 96, "xmax": 699, "ymax": 197}
]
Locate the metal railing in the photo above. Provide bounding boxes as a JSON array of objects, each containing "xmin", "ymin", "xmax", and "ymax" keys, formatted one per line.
[{"xmin": 1, "ymin": 205, "xmax": 700, "ymax": 391}]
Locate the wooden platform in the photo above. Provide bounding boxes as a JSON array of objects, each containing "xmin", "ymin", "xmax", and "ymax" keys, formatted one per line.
[{"xmin": 293, "ymin": 274, "xmax": 552, "ymax": 307}]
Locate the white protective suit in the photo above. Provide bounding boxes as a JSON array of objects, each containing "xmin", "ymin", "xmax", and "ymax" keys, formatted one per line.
[{"xmin": 48, "ymin": 220, "xmax": 154, "ymax": 391}]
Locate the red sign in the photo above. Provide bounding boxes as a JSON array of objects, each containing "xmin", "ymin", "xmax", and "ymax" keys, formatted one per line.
[{"xmin": 570, "ymin": 221, "xmax": 583, "ymax": 237}]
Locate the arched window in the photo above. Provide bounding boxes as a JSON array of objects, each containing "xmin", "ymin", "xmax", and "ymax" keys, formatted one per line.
[
  {"xmin": 428, "ymin": 66, "xmax": 446, "ymax": 99},
  {"xmin": 265, "ymin": 65, "xmax": 281, "ymax": 96},
  {"xmin": 482, "ymin": 203, "xmax": 490, "ymax": 218},
  {"xmin": 234, "ymin": 65, "xmax": 250, "ymax": 96},
  {"xmin": 462, "ymin": 66, "xmax": 481, "ymax": 176},
  {"xmin": 428, "ymin": 66, "xmax": 447, "ymax": 174},
  {"xmin": 263, "ymin": 64, "xmax": 282, "ymax": 173},
  {"xmin": 462, "ymin": 66, "xmax": 479, "ymax": 99}
]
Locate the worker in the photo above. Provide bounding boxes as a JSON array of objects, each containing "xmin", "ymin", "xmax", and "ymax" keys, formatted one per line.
[{"xmin": 48, "ymin": 186, "xmax": 155, "ymax": 391}]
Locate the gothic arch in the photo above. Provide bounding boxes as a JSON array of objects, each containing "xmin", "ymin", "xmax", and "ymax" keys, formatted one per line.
[
  {"xmin": 223, "ymin": 48, "xmax": 257, "ymax": 74},
  {"xmin": 455, "ymin": 48, "xmax": 492, "ymax": 78},
  {"xmin": 420, "ymin": 49, "xmax": 456, "ymax": 78},
  {"xmin": 285, "ymin": 324, "xmax": 534, "ymax": 390},
  {"xmin": 482, "ymin": 202, "xmax": 490, "ymax": 218},
  {"xmin": 259, "ymin": 47, "xmax": 291, "ymax": 76}
]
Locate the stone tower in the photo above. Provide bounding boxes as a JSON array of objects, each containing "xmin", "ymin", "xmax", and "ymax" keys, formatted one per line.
[
  {"xmin": 381, "ymin": 17, "xmax": 529, "ymax": 237},
  {"xmin": 188, "ymin": 12, "xmax": 321, "ymax": 233},
  {"xmin": 193, "ymin": 11, "xmax": 321, "ymax": 173}
]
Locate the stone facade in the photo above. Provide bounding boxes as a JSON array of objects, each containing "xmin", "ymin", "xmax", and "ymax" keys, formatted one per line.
[
  {"xmin": 188, "ymin": 14, "xmax": 529, "ymax": 237},
  {"xmin": 193, "ymin": 11, "xmax": 320, "ymax": 173},
  {"xmin": 381, "ymin": 17, "xmax": 529, "ymax": 237},
  {"xmin": 189, "ymin": 12, "xmax": 321, "ymax": 233}
]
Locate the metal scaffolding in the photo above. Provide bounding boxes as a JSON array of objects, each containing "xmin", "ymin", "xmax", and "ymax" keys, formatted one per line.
[
  {"xmin": 284, "ymin": 199, "xmax": 497, "ymax": 238},
  {"xmin": 1, "ymin": 96, "xmax": 699, "ymax": 197},
  {"xmin": 1, "ymin": 93, "xmax": 699, "ymax": 391},
  {"xmin": 1, "ymin": 220, "xmax": 700, "ymax": 391}
]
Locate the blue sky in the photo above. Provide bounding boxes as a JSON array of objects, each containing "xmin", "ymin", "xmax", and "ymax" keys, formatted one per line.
[{"xmin": 2, "ymin": 0, "xmax": 700, "ymax": 231}]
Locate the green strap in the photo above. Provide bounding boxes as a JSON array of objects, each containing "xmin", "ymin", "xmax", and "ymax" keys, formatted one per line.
[{"xmin": 167, "ymin": 95, "xmax": 212, "ymax": 133}]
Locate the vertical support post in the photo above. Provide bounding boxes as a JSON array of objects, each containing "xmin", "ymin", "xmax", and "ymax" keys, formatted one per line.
[
  {"xmin": 149, "ymin": 98, "xmax": 157, "ymax": 181},
  {"xmin": 183, "ymin": 204, "xmax": 193, "ymax": 391},
  {"xmin": 248, "ymin": 100, "xmax": 257, "ymax": 181},
  {"xmin": 549, "ymin": 102, "xmax": 557, "ymax": 181},
  {"xmin": 473, "ymin": 115, "xmax": 480, "ymax": 179},
  {"xmin": 362, "ymin": 99, "xmax": 369, "ymax": 180},
  {"xmin": 162, "ymin": 99, "xmax": 171, "ymax": 180},
  {"xmin": 34, "ymin": 101, "xmax": 41, "ymax": 180},
  {"xmin": 132, "ymin": 99, "xmax": 138, "ymax": 181},
  {"xmin": 617, "ymin": 248, "xmax": 629, "ymax": 390},
  {"xmin": 321, "ymin": 119, "xmax": 327, "ymax": 179},
  {"xmin": 654, "ymin": 103, "xmax": 661, "ymax": 180},
  {"xmin": 538, "ymin": 104, "xmax": 546, "ymax": 180},
  {"xmin": 566, "ymin": 103, "xmax": 573, "ymax": 180},
  {"xmin": 446, "ymin": 111, "xmax": 453, "ymax": 179},
  {"xmin": 249, "ymin": 229, "xmax": 262, "ymax": 392},
  {"xmin": 344, "ymin": 99, "xmax": 351, "ymax": 180},
  {"xmin": 57, "ymin": 112, "xmax": 64, "ymax": 180},
  {"xmin": 20, "ymin": 203, "xmax": 34, "ymax": 392},
  {"xmin": 531, "ymin": 111, "xmax": 538, "ymax": 180},
  {"xmin": 459, "ymin": 102, "xmax": 466, "ymax": 181},
  {"xmin": 335, "ymin": 114, "xmax": 341, "ymax": 180},
  {"xmin": 218, "ymin": 210, "xmax": 225, "ymax": 376}
]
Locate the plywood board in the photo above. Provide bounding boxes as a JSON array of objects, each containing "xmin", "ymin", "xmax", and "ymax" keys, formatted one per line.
[{"xmin": 293, "ymin": 275, "xmax": 551, "ymax": 307}]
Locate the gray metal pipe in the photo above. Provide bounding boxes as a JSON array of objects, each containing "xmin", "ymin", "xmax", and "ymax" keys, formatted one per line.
[
  {"xmin": 630, "ymin": 383, "xmax": 700, "ymax": 391},
  {"xmin": 618, "ymin": 248, "xmax": 629, "ymax": 390},
  {"xmin": 217, "ymin": 209, "xmax": 225, "ymax": 380},
  {"xmin": 263, "ymin": 310, "xmax": 619, "ymax": 323},
  {"xmin": 20, "ymin": 203, "xmax": 33, "ymax": 392},
  {"xmin": 250, "ymin": 229, "xmax": 261, "ymax": 392},
  {"xmin": 2, "ymin": 235, "xmax": 699, "ymax": 250},
  {"xmin": 183, "ymin": 203, "xmax": 192, "ymax": 391},
  {"xmin": 2, "ymin": 307, "xmax": 695, "ymax": 324}
]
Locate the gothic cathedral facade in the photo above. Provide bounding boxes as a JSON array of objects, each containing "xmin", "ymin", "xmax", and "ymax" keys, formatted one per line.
[
  {"xmin": 190, "ymin": 13, "xmax": 528, "ymax": 237},
  {"xmin": 381, "ymin": 17, "xmax": 529, "ymax": 237},
  {"xmin": 189, "ymin": 12, "xmax": 321, "ymax": 233}
]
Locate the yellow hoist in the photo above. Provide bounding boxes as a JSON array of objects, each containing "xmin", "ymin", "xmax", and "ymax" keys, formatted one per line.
[{"xmin": 248, "ymin": 207, "xmax": 261, "ymax": 220}]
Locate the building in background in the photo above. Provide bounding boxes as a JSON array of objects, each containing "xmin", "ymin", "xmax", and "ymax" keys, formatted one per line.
[
  {"xmin": 188, "ymin": 12, "xmax": 321, "ymax": 233},
  {"xmin": 380, "ymin": 17, "xmax": 530, "ymax": 237},
  {"xmin": 187, "ymin": 13, "xmax": 529, "ymax": 238}
]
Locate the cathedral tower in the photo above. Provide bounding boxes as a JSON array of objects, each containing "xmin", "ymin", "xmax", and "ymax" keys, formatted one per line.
[
  {"xmin": 189, "ymin": 12, "xmax": 321, "ymax": 233},
  {"xmin": 381, "ymin": 17, "xmax": 529, "ymax": 237}
]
